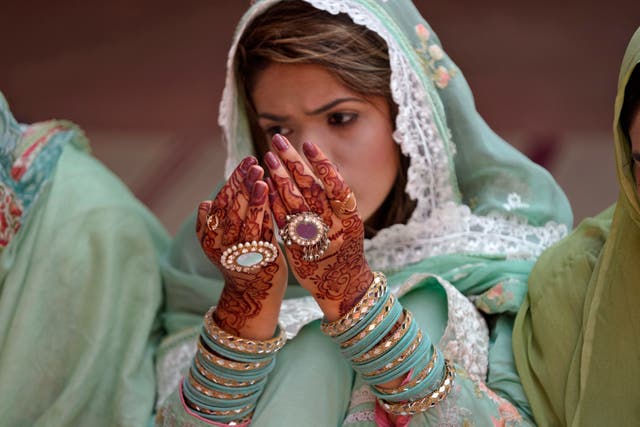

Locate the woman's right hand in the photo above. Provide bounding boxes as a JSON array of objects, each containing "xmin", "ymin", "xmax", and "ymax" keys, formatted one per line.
[{"xmin": 196, "ymin": 156, "xmax": 288, "ymax": 340}]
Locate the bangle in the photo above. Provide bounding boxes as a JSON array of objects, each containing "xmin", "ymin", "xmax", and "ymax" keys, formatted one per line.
[
  {"xmin": 203, "ymin": 306, "xmax": 286, "ymax": 358},
  {"xmin": 373, "ymin": 346, "xmax": 438, "ymax": 395},
  {"xmin": 193, "ymin": 356, "xmax": 260, "ymax": 388},
  {"xmin": 340, "ymin": 294, "xmax": 402, "ymax": 360},
  {"xmin": 197, "ymin": 339, "xmax": 273, "ymax": 372},
  {"xmin": 362, "ymin": 329, "xmax": 428, "ymax": 385},
  {"xmin": 320, "ymin": 271, "xmax": 387, "ymax": 337},
  {"xmin": 352, "ymin": 310, "xmax": 413, "ymax": 364},
  {"xmin": 377, "ymin": 358, "xmax": 455, "ymax": 416}
]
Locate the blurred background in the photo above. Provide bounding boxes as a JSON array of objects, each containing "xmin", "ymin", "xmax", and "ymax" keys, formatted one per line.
[{"xmin": 2, "ymin": 1, "xmax": 639, "ymax": 234}]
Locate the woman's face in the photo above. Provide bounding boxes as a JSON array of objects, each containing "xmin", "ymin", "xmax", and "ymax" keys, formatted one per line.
[
  {"xmin": 251, "ymin": 62, "xmax": 400, "ymax": 222},
  {"xmin": 630, "ymin": 111, "xmax": 640, "ymax": 196}
]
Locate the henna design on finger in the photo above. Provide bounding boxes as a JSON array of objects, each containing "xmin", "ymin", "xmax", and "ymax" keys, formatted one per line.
[
  {"xmin": 282, "ymin": 158, "xmax": 331, "ymax": 223},
  {"xmin": 266, "ymin": 177, "xmax": 288, "ymax": 229},
  {"xmin": 313, "ymin": 158, "xmax": 351, "ymax": 202},
  {"xmin": 270, "ymin": 171, "xmax": 308, "ymax": 214},
  {"xmin": 241, "ymin": 182, "xmax": 267, "ymax": 242}
]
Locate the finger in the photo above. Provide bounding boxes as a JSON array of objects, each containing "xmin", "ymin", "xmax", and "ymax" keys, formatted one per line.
[
  {"xmin": 241, "ymin": 180, "xmax": 268, "ymax": 243},
  {"xmin": 302, "ymin": 141, "xmax": 357, "ymax": 218},
  {"xmin": 197, "ymin": 200, "xmax": 225, "ymax": 264},
  {"xmin": 266, "ymin": 177, "xmax": 288, "ymax": 230},
  {"xmin": 264, "ymin": 150, "xmax": 309, "ymax": 215},
  {"xmin": 243, "ymin": 165, "xmax": 264, "ymax": 194},
  {"xmin": 271, "ymin": 134, "xmax": 331, "ymax": 219},
  {"xmin": 214, "ymin": 157, "xmax": 257, "ymax": 245}
]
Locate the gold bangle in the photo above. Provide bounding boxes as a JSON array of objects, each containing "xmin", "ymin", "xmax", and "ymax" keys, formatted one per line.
[
  {"xmin": 204, "ymin": 306, "xmax": 287, "ymax": 355},
  {"xmin": 197, "ymin": 339, "xmax": 272, "ymax": 371},
  {"xmin": 194, "ymin": 356, "xmax": 259, "ymax": 388},
  {"xmin": 340, "ymin": 294, "xmax": 396, "ymax": 350},
  {"xmin": 187, "ymin": 370, "xmax": 253, "ymax": 400},
  {"xmin": 378, "ymin": 358, "xmax": 455, "ymax": 416},
  {"xmin": 183, "ymin": 393, "xmax": 254, "ymax": 419},
  {"xmin": 353, "ymin": 310, "xmax": 413, "ymax": 364},
  {"xmin": 373, "ymin": 346, "xmax": 438, "ymax": 394},
  {"xmin": 320, "ymin": 272, "xmax": 387, "ymax": 337},
  {"xmin": 363, "ymin": 330, "xmax": 423, "ymax": 379}
]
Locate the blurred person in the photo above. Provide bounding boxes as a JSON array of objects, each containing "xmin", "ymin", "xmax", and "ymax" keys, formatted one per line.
[
  {"xmin": 513, "ymin": 27, "xmax": 640, "ymax": 426},
  {"xmin": 0, "ymin": 92, "xmax": 169, "ymax": 426}
]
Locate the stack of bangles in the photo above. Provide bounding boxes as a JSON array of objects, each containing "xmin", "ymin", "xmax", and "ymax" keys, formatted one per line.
[
  {"xmin": 320, "ymin": 272, "xmax": 455, "ymax": 416},
  {"xmin": 182, "ymin": 306, "xmax": 286, "ymax": 425}
]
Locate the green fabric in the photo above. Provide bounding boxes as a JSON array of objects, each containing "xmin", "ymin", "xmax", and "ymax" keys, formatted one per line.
[
  {"xmin": 513, "ymin": 27, "xmax": 640, "ymax": 426},
  {"xmin": 157, "ymin": 0, "xmax": 573, "ymax": 425},
  {"xmin": 0, "ymin": 95, "xmax": 170, "ymax": 426}
]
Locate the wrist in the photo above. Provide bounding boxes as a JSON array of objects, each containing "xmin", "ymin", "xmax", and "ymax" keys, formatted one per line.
[{"xmin": 313, "ymin": 267, "xmax": 374, "ymax": 322}]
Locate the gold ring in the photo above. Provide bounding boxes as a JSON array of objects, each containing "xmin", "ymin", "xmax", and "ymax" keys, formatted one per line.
[
  {"xmin": 330, "ymin": 192, "xmax": 357, "ymax": 216},
  {"xmin": 206, "ymin": 213, "xmax": 220, "ymax": 232}
]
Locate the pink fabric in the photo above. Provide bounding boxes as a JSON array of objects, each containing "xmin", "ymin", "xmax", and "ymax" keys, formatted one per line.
[
  {"xmin": 374, "ymin": 401, "xmax": 412, "ymax": 427},
  {"xmin": 179, "ymin": 381, "xmax": 252, "ymax": 427},
  {"xmin": 374, "ymin": 370, "xmax": 414, "ymax": 427}
]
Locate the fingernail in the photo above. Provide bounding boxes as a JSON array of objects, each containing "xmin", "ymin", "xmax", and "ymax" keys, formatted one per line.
[
  {"xmin": 251, "ymin": 181, "xmax": 267, "ymax": 205},
  {"xmin": 264, "ymin": 152, "xmax": 280, "ymax": 169},
  {"xmin": 302, "ymin": 141, "xmax": 318, "ymax": 158},
  {"xmin": 247, "ymin": 166, "xmax": 262, "ymax": 183},
  {"xmin": 239, "ymin": 156, "xmax": 258, "ymax": 172},
  {"xmin": 273, "ymin": 134, "xmax": 288, "ymax": 151}
]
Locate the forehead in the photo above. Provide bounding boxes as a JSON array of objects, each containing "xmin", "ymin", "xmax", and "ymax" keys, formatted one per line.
[{"xmin": 251, "ymin": 63, "xmax": 356, "ymax": 110}]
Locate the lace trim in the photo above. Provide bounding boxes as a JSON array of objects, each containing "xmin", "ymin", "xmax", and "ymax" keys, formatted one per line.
[
  {"xmin": 392, "ymin": 273, "xmax": 489, "ymax": 381},
  {"xmin": 366, "ymin": 202, "xmax": 568, "ymax": 270},
  {"xmin": 156, "ymin": 330, "xmax": 198, "ymax": 409}
]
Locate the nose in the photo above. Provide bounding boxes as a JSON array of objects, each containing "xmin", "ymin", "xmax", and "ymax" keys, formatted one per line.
[{"xmin": 292, "ymin": 127, "xmax": 332, "ymax": 163}]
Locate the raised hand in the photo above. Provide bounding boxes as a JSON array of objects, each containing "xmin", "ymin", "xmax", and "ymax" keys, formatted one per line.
[
  {"xmin": 196, "ymin": 156, "xmax": 288, "ymax": 339},
  {"xmin": 264, "ymin": 134, "xmax": 373, "ymax": 321}
]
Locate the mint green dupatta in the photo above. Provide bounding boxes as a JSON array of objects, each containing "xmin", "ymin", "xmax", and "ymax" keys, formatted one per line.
[
  {"xmin": 0, "ymin": 93, "xmax": 170, "ymax": 426},
  {"xmin": 513, "ymin": 27, "xmax": 640, "ymax": 426}
]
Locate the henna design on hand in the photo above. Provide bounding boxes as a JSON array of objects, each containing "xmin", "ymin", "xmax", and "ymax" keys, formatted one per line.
[
  {"xmin": 196, "ymin": 159, "xmax": 287, "ymax": 335},
  {"xmin": 266, "ymin": 136, "xmax": 374, "ymax": 318}
]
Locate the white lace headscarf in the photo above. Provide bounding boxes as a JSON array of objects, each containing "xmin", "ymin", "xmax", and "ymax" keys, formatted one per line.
[{"xmin": 218, "ymin": 0, "xmax": 572, "ymax": 271}]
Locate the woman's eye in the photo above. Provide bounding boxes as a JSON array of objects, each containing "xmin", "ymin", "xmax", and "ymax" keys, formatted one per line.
[{"xmin": 328, "ymin": 112, "xmax": 357, "ymax": 126}]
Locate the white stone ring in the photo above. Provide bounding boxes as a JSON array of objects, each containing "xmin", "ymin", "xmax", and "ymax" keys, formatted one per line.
[
  {"xmin": 220, "ymin": 240, "xmax": 279, "ymax": 273},
  {"xmin": 279, "ymin": 211, "xmax": 330, "ymax": 262}
]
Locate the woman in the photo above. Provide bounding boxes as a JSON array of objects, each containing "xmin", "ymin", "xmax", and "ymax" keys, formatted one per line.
[
  {"xmin": 156, "ymin": 1, "xmax": 572, "ymax": 426},
  {"xmin": 0, "ymin": 92, "xmax": 170, "ymax": 426},
  {"xmin": 513, "ymin": 27, "xmax": 640, "ymax": 427}
]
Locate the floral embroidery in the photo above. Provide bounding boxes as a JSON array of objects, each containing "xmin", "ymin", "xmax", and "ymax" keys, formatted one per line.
[
  {"xmin": 0, "ymin": 184, "xmax": 23, "ymax": 247},
  {"xmin": 502, "ymin": 193, "xmax": 530, "ymax": 212},
  {"xmin": 0, "ymin": 117, "xmax": 83, "ymax": 252},
  {"xmin": 414, "ymin": 23, "xmax": 456, "ymax": 89},
  {"xmin": 11, "ymin": 124, "xmax": 65, "ymax": 181},
  {"xmin": 476, "ymin": 380, "xmax": 524, "ymax": 426}
]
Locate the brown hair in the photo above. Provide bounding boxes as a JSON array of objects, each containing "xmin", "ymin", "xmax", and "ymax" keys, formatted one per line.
[{"xmin": 235, "ymin": 0, "xmax": 416, "ymax": 237}]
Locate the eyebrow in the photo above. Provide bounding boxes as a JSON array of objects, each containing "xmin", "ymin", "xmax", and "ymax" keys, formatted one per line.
[
  {"xmin": 633, "ymin": 150, "xmax": 640, "ymax": 162},
  {"xmin": 257, "ymin": 97, "xmax": 365, "ymax": 121}
]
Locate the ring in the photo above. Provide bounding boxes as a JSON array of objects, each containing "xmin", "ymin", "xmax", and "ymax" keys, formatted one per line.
[
  {"xmin": 279, "ymin": 211, "xmax": 330, "ymax": 261},
  {"xmin": 329, "ymin": 192, "xmax": 357, "ymax": 216},
  {"xmin": 220, "ymin": 240, "xmax": 278, "ymax": 273},
  {"xmin": 206, "ymin": 213, "xmax": 220, "ymax": 232}
]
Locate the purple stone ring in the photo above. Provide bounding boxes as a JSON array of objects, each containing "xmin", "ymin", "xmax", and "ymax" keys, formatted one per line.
[{"xmin": 279, "ymin": 212, "xmax": 330, "ymax": 262}]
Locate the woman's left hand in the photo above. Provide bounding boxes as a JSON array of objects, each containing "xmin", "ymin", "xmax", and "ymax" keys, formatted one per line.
[{"xmin": 264, "ymin": 134, "xmax": 374, "ymax": 321}]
